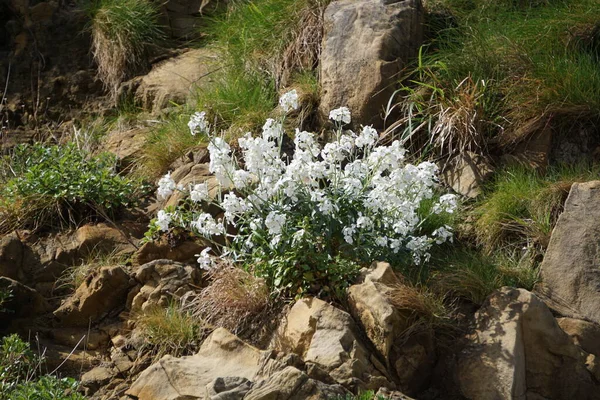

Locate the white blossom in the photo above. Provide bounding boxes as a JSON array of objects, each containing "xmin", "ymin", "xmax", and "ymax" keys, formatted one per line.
[
  {"xmin": 157, "ymin": 172, "xmax": 176, "ymax": 200},
  {"xmin": 156, "ymin": 210, "xmax": 172, "ymax": 232},
  {"xmin": 265, "ymin": 211, "xmax": 286, "ymax": 236},
  {"xmin": 356, "ymin": 126, "xmax": 378, "ymax": 148},
  {"xmin": 190, "ymin": 183, "xmax": 209, "ymax": 202},
  {"xmin": 279, "ymin": 89, "xmax": 299, "ymax": 113},
  {"xmin": 433, "ymin": 194, "xmax": 458, "ymax": 214},
  {"xmin": 190, "ymin": 213, "xmax": 224, "ymax": 236},
  {"xmin": 196, "ymin": 247, "xmax": 213, "ymax": 270},
  {"xmin": 329, "ymin": 107, "xmax": 351, "ymax": 124},
  {"xmin": 188, "ymin": 111, "xmax": 209, "ymax": 135}
]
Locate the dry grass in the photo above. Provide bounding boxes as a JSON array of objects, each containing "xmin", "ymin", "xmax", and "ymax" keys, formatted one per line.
[
  {"xmin": 89, "ymin": 0, "xmax": 163, "ymax": 99},
  {"xmin": 135, "ymin": 302, "xmax": 208, "ymax": 359},
  {"xmin": 182, "ymin": 263, "xmax": 269, "ymax": 334},
  {"xmin": 57, "ymin": 248, "xmax": 129, "ymax": 292}
]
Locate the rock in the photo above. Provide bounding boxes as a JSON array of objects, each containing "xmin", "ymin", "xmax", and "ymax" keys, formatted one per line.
[
  {"xmin": 244, "ymin": 366, "xmax": 349, "ymax": 400},
  {"xmin": 319, "ymin": 0, "xmax": 424, "ymax": 127},
  {"xmin": 0, "ymin": 277, "xmax": 50, "ymax": 323},
  {"xmin": 274, "ymin": 297, "xmax": 391, "ymax": 391},
  {"xmin": 131, "ymin": 49, "xmax": 218, "ymax": 113},
  {"xmin": 0, "ymin": 232, "xmax": 25, "ymax": 281},
  {"xmin": 348, "ymin": 263, "xmax": 434, "ymax": 393},
  {"xmin": 81, "ymin": 365, "xmax": 118, "ymax": 396},
  {"xmin": 205, "ymin": 376, "xmax": 253, "ymax": 399},
  {"xmin": 126, "ymin": 328, "xmax": 270, "ymax": 400},
  {"xmin": 536, "ymin": 181, "xmax": 600, "ymax": 324},
  {"xmin": 376, "ymin": 387, "xmax": 416, "ymax": 399},
  {"xmin": 102, "ymin": 127, "xmax": 149, "ymax": 168},
  {"xmin": 54, "ymin": 266, "xmax": 132, "ymax": 326},
  {"xmin": 458, "ymin": 287, "xmax": 599, "ymax": 400},
  {"xmin": 129, "ymin": 260, "xmax": 202, "ymax": 313},
  {"xmin": 133, "ymin": 240, "xmax": 208, "ymax": 266},
  {"xmin": 558, "ymin": 317, "xmax": 600, "ymax": 357},
  {"xmin": 442, "ymin": 152, "xmax": 494, "ymax": 198}
]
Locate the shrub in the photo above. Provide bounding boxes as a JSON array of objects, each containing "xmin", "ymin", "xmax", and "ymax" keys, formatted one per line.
[
  {"xmin": 87, "ymin": 0, "xmax": 163, "ymax": 97},
  {"xmin": 148, "ymin": 93, "xmax": 458, "ymax": 297},
  {"xmin": 0, "ymin": 334, "xmax": 84, "ymax": 400},
  {"xmin": 0, "ymin": 143, "xmax": 146, "ymax": 233},
  {"xmin": 135, "ymin": 302, "xmax": 208, "ymax": 359}
]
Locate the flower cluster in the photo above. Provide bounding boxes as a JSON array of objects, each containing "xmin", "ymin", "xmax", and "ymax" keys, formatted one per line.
[{"xmin": 149, "ymin": 93, "xmax": 457, "ymax": 293}]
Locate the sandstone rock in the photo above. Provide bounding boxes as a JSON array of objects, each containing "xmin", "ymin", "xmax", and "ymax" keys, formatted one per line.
[
  {"xmin": 0, "ymin": 231, "xmax": 24, "ymax": 281},
  {"xmin": 274, "ymin": 297, "xmax": 391, "ymax": 391},
  {"xmin": 319, "ymin": 0, "xmax": 423, "ymax": 127},
  {"xmin": 558, "ymin": 317, "xmax": 600, "ymax": 357},
  {"xmin": 133, "ymin": 240, "xmax": 208, "ymax": 266},
  {"xmin": 205, "ymin": 376, "xmax": 253, "ymax": 399},
  {"xmin": 442, "ymin": 152, "xmax": 494, "ymax": 198},
  {"xmin": 126, "ymin": 328, "xmax": 269, "ymax": 400},
  {"xmin": 81, "ymin": 365, "xmax": 118, "ymax": 395},
  {"xmin": 0, "ymin": 277, "xmax": 50, "ymax": 323},
  {"xmin": 102, "ymin": 128, "xmax": 149, "ymax": 168},
  {"xmin": 348, "ymin": 263, "xmax": 435, "ymax": 393},
  {"xmin": 244, "ymin": 366, "xmax": 349, "ymax": 400},
  {"xmin": 54, "ymin": 266, "xmax": 132, "ymax": 326},
  {"xmin": 536, "ymin": 181, "xmax": 600, "ymax": 323},
  {"xmin": 129, "ymin": 260, "xmax": 202, "ymax": 313},
  {"xmin": 132, "ymin": 49, "xmax": 217, "ymax": 113},
  {"xmin": 458, "ymin": 287, "xmax": 599, "ymax": 400}
]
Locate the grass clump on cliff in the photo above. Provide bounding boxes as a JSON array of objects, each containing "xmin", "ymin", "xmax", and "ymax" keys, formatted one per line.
[
  {"xmin": 0, "ymin": 143, "xmax": 147, "ymax": 233},
  {"xmin": 397, "ymin": 0, "xmax": 600, "ymax": 158},
  {"xmin": 87, "ymin": 0, "xmax": 163, "ymax": 97}
]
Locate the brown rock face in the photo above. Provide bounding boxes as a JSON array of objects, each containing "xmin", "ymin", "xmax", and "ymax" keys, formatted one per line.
[
  {"xmin": 536, "ymin": 181, "xmax": 600, "ymax": 323},
  {"xmin": 53, "ymin": 266, "xmax": 132, "ymax": 326},
  {"xmin": 458, "ymin": 287, "xmax": 599, "ymax": 400},
  {"xmin": 319, "ymin": 0, "xmax": 424, "ymax": 127}
]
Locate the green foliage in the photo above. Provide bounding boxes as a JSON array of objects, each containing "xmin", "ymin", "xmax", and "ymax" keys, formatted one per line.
[
  {"xmin": 473, "ymin": 164, "xmax": 600, "ymax": 253},
  {"xmin": 86, "ymin": 0, "xmax": 164, "ymax": 95},
  {"xmin": 0, "ymin": 334, "xmax": 38, "ymax": 395},
  {"xmin": 399, "ymin": 0, "xmax": 600, "ymax": 156},
  {"xmin": 8, "ymin": 376, "xmax": 85, "ymax": 400},
  {"xmin": 0, "ymin": 143, "xmax": 146, "ymax": 232}
]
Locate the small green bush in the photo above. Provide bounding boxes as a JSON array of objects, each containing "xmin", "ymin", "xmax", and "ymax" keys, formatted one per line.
[
  {"xmin": 8, "ymin": 376, "xmax": 85, "ymax": 400},
  {"xmin": 0, "ymin": 143, "xmax": 146, "ymax": 232}
]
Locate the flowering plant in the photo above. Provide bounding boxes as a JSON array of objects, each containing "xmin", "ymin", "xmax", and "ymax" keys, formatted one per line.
[{"xmin": 148, "ymin": 92, "xmax": 457, "ymax": 296}]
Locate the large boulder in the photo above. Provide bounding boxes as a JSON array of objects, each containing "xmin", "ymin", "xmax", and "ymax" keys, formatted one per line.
[
  {"xmin": 536, "ymin": 181, "xmax": 600, "ymax": 323},
  {"xmin": 54, "ymin": 266, "xmax": 132, "ymax": 326},
  {"xmin": 273, "ymin": 297, "xmax": 391, "ymax": 391},
  {"xmin": 319, "ymin": 0, "xmax": 424, "ymax": 127},
  {"xmin": 558, "ymin": 317, "xmax": 600, "ymax": 357},
  {"xmin": 442, "ymin": 151, "xmax": 494, "ymax": 198},
  {"xmin": 130, "ymin": 48, "xmax": 217, "ymax": 113},
  {"xmin": 127, "ymin": 328, "xmax": 270, "ymax": 400},
  {"xmin": 458, "ymin": 287, "xmax": 599, "ymax": 400},
  {"xmin": 348, "ymin": 262, "xmax": 435, "ymax": 393}
]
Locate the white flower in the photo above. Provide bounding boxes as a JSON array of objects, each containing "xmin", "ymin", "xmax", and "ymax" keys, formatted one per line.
[
  {"xmin": 188, "ymin": 111, "xmax": 209, "ymax": 136},
  {"xmin": 432, "ymin": 194, "xmax": 458, "ymax": 214},
  {"xmin": 265, "ymin": 211, "xmax": 286, "ymax": 236},
  {"xmin": 342, "ymin": 225, "xmax": 355, "ymax": 244},
  {"xmin": 262, "ymin": 119, "xmax": 284, "ymax": 141},
  {"xmin": 292, "ymin": 229, "xmax": 306, "ymax": 245},
  {"xmin": 157, "ymin": 172, "xmax": 176, "ymax": 200},
  {"xmin": 190, "ymin": 183, "xmax": 209, "ymax": 202},
  {"xmin": 433, "ymin": 225, "xmax": 454, "ymax": 244},
  {"xmin": 222, "ymin": 193, "xmax": 251, "ymax": 221},
  {"xmin": 375, "ymin": 236, "xmax": 388, "ymax": 247},
  {"xmin": 156, "ymin": 210, "xmax": 172, "ymax": 232},
  {"xmin": 279, "ymin": 89, "xmax": 299, "ymax": 113},
  {"xmin": 356, "ymin": 215, "xmax": 373, "ymax": 230},
  {"xmin": 356, "ymin": 126, "xmax": 378, "ymax": 148},
  {"xmin": 196, "ymin": 247, "xmax": 213, "ymax": 270},
  {"xmin": 208, "ymin": 137, "xmax": 235, "ymax": 186},
  {"xmin": 232, "ymin": 170, "xmax": 253, "ymax": 190},
  {"xmin": 329, "ymin": 107, "xmax": 351, "ymax": 124},
  {"xmin": 190, "ymin": 213, "xmax": 224, "ymax": 236}
]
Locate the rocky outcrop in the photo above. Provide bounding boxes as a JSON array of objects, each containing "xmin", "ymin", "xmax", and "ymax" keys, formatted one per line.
[
  {"xmin": 319, "ymin": 0, "xmax": 424, "ymax": 127},
  {"xmin": 536, "ymin": 181, "xmax": 600, "ymax": 324},
  {"xmin": 54, "ymin": 266, "xmax": 132, "ymax": 326},
  {"xmin": 273, "ymin": 297, "xmax": 391, "ymax": 391},
  {"xmin": 348, "ymin": 262, "xmax": 435, "ymax": 393},
  {"xmin": 102, "ymin": 127, "xmax": 149, "ymax": 168},
  {"xmin": 128, "ymin": 260, "xmax": 202, "ymax": 313},
  {"xmin": 558, "ymin": 317, "xmax": 600, "ymax": 357},
  {"xmin": 127, "ymin": 49, "xmax": 217, "ymax": 114},
  {"xmin": 458, "ymin": 287, "xmax": 599, "ymax": 400}
]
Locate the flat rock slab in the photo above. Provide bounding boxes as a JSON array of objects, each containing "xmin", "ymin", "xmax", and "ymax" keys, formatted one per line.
[{"xmin": 536, "ymin": 181, "xmax": 600, "ymax": 323}]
